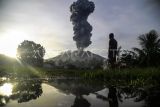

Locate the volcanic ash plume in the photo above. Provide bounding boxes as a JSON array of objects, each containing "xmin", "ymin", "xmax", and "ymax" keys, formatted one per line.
[{"xmin": 70, "ymin": 0, "xmax": 95, "ymax": 50}]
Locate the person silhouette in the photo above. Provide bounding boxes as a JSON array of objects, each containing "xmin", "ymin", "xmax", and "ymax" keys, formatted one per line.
[
  {"xmin": 108, "ymin": 87, "xmax": 118, "ymax": 107},
  {"xmin": 94, "ymin": 86, "xmax": 119, "ymax": 107},
  {"xmin": 108, "ymin": 33, "xmax": 118, "ymax": 68}
]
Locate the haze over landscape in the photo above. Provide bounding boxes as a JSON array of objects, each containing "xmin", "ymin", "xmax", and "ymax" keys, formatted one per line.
[{"xmin": 0, "ymin": 0, "xmax": 159, "ymax": 58}]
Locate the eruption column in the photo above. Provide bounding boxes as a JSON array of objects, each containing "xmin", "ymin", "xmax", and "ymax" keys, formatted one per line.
[{"xmin": 70, "ymin": 0, "xmax": 95, "ymax": 50}]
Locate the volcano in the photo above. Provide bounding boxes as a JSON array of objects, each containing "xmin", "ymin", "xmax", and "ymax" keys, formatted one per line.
[{"xmin": 44, "ymin": 51, "xmax": 106, "ymax": 70}]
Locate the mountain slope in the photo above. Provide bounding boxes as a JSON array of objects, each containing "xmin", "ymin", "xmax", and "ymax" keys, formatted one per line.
[{"xmin": 44, "ymin": 50, "xmax": 106, "ymax": 69}]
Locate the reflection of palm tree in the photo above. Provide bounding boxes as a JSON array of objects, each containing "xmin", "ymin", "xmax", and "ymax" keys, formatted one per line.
[
  {"xmin": 133, "ymin": 30, "xmax": 160, "ymax": 66},
  {"xmin": 71, "ymin": 95, "xmax": 91, "ymax": 107}
]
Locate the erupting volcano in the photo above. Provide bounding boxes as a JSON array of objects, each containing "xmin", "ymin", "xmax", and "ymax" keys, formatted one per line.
[{"xmin": 44, "ymin": 0, "xmax": 105, "ymax": 70}]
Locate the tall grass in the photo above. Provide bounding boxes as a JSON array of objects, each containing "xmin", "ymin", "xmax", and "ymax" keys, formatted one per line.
[
  {"xmin": 0, "ymin": 61, "xmax": 160, "ymax": 88},
  {"xmin": 81, "ymin": 68, "xmax": 160, "ymax": 87}
]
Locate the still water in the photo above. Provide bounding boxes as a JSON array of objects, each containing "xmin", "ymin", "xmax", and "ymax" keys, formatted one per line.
[{"xmin": 0, "ymin": 77, "xmax": 159, "ymax": 107}]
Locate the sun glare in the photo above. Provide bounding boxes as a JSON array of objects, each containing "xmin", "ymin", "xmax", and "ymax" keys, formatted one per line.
[
  {"xmin": 0, "ymin": 83, "xmax": 13, "ymax": 96},
  {"xmin": 0, "ymin": 30, "xmax": 29, "ymax": 58}
]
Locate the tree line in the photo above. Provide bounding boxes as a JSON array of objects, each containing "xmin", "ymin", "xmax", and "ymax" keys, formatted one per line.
[{"xmin": 120, "ymin": 30, "xmax": 160, "ymax": 67}]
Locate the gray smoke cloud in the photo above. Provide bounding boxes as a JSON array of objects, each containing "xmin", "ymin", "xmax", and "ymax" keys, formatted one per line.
[
  {"xmin": 146, "ymin": 0, "xmax": 160, "ymax": 19},
  {"xmin": 70, "ymin": 0, "xmax": 95, "ymax": 50}
]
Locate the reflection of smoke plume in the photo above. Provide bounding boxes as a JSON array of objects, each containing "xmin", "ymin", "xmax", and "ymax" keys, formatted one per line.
[{"xmin": 70, "ymin": 0, "xmax": 95, "ymax": 50}]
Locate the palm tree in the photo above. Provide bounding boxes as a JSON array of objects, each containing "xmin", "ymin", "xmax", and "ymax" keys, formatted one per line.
[{"xmin": 133, "ymin": 30, "xmax": 160, "ymax": 67}]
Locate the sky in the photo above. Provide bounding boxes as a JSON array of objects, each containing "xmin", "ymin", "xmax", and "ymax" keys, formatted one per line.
[{"xmin": 0, "ymin": 0, "xmax": 159, "ymax": 59}]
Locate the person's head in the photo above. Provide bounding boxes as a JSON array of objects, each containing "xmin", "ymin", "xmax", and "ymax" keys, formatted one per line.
[{"xmin": 109, "ymin": 33, "xmax": 114, "ymax": 39}]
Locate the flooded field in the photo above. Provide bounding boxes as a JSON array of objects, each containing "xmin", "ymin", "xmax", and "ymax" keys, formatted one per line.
[{"xmin": 0, "ymin": 77, "xmax": 159, "ymax": 107}]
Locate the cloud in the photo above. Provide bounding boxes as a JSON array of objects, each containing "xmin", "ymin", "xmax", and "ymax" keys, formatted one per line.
[{"xmin": 144, "ymin": 0, "xmax": 160, "ymax": 21}]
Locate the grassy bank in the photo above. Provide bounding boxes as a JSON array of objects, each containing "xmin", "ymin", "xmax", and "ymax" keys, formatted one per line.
[
  {"xmin": 0, "ymin": 64, "xmax": 160, "ymax": 87},
  {"xmin": 83, "ymin": 68, "xmax": 160, "ymax": 87},
  {"xmin": 39, "ymin": 67, "xmax": 160, "ymax": 87}
]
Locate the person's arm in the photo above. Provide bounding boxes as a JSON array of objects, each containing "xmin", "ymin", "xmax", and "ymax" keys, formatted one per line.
[
  {"xmin": 108, "ymin": 40, "xmax": 111, "ymax": 57},
  {"xmin": 109, "ymin": 40, "xmax": 111, "ymax": 49},
  {"xmin": 115, "ymin": 40, "xmax": 118, "ymax": 49}
]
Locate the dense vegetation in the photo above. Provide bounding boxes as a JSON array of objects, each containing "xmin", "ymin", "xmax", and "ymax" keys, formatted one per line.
[
  {"xmin": 133, "ymin": 30, "xmax": 160, "ymax": 67},
  {"xmin": 17, "ymin": 40, "xmax": 45, "ymax": 67},
  {"xmin": 119, "ymin": 30, "xmax": 160, "ymax": 68}
]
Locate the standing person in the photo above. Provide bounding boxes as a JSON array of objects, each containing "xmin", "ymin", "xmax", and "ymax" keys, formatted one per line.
[{"xmin": 108, "ymin": 33, "xmax": 118, "ymax": 68}]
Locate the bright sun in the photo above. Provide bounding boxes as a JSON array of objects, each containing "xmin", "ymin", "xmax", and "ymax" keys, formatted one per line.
[{"xmin": 0, "ymin": 30, "xmax": 29, "ymax": 58}]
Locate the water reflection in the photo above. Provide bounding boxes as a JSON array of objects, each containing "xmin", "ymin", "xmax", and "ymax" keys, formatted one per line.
[
  {"xmin": 0, "ymin": 77, "xmax": 160, "ymax": 107},
  {"xmin": 0, "ymin": 78, "xmax": 42, "ymax": 106},
  {"xmin": 0, "ymin": 96, "xmax": 9, "ymax": 106},
  {"xmin": 47, "ymin": 79, "xmax": 103, "ymax": 107},
  {"xmin": 46, "ymin": 79, "xmax": 144, "ymax": 107},
  {"xmin": 48, "ymin": 80, "xmax": 160, "ymax": 107},
  {"xmin": 94, "ymin": 86, "xmax": 119, "ymax": 107},
  {"xmin": 108, "ymin": 87, "xmax": 118, "ymax": 107},
  {"xmin": 47, "ymin": 79, "xmax": 104, "ymax": 95},
  {"xmin": 144, "ymin": 87, "xmax": 160, "ymax": 107},
  {"xmin": 71, "ymin": 96, "xmax": 91, "ymax": 107},
  {"xmin": 0, "ymin": 83, "xmax": 13, "ymax": 106},
  {"xmin": 0, "ymin": 83, "xmax": 13, "ymax": 96},
  {"xmin": 12, "ymin": 79, "xmax": 42, "ymax": 103}
]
